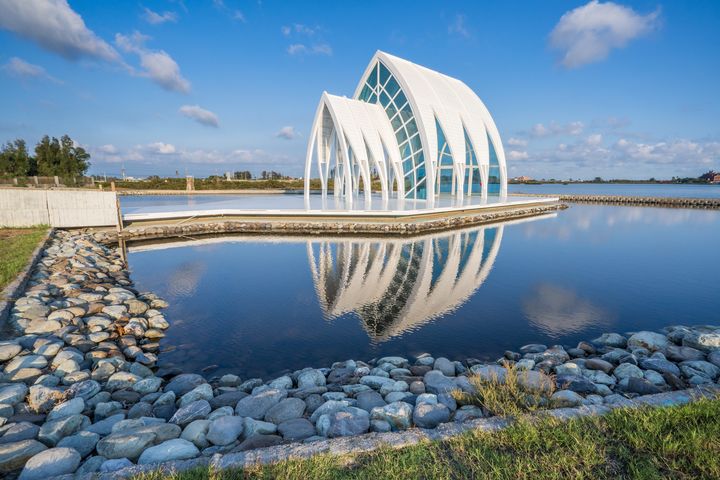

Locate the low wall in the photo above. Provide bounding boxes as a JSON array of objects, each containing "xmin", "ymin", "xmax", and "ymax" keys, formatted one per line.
[
  {"xmin": 0, "ymin": 188, "xmax": 119, "ymax": 227},
  {"xmin": 510, "ymin": 193, "xmax": 720, "ymax": 209}
]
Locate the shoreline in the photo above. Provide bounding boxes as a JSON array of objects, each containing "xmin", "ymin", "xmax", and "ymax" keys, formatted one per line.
[{"xmin": 0, "ymin": 230, "xmax": 718, "ymax": 477}]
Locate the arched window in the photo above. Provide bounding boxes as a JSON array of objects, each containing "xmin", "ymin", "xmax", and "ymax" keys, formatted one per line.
[{"xmin": 487, "ymin": 133, "xmax": 500, "ymax": 195}]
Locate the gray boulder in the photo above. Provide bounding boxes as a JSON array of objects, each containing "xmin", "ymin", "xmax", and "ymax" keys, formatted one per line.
[
  {"xmin": 235, "ymin": 388, "xmax": 287, "ymax": 420},
  {"xmin": 19, "ymin": 447, "xmax": 81, "ymax": 479},
  {"xmin": 264, "ymin": 398, "xmax": 306, "ymax": 424},
  {"xmin": 137, "ymin": 438, "xmax": 199, "ymax": 465},
  {"xmin": 318, "ymin": 407, "xmax": 369, "ymax": 437},
  {"xmin": 206, "ymin": 416, "xmax": 244, "ymax": 446},
  {"xmin": 96, "ymin": 432, "xmax": 156, "ymax": 461},
  {"xmin": 277, "ymin": 418, "xmax": 315, "ymax": 441},
  {"xmin": 169, "ymin": 400, "xmax": 211, "ymax": 426},
  {"xmin": 0, "ymin": 440, "xmax": 47, "ymax": 473},
  {"xmin": 412, "ymin": 403, "xmax": 450, "ymax": 428},
  {"xmin": 57, "ymin": 431, "xmax": 99, "ymax": 458}
]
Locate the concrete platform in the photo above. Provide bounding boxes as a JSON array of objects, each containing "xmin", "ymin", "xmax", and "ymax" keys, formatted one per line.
[{"xmin": 122, "ymin": 195, "xmax": 560, "ymax": 226}]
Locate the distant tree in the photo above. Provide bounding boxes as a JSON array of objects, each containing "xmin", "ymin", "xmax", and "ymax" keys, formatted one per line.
[
  {"xmin": 592, "ymin": 176, "xmax": 603, "ymax": 183},
  {"xmin": 34, "ymin": 134, "xmax": 90, "ymax": 177},
  {"xmin": 0, "ymin": 139, "xmax": 33, "ymax": 176},
  {"xmin": 233, "ymin": 170, "xmax": 252, "ymax": 180},
  {"xmin": 699, "ymin": 170, "xmax": 718, "ymax": 181}
]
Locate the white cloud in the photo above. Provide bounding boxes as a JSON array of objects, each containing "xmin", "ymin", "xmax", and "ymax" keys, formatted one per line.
[
  {"xmin": 550, "ymin": 1, "xmax": 660, "ymax": 68},
  {"xmin": 530, "ymin": 121, "xmax": 584, "ymax": 137},
  {"xmin": 146, "ymin": 142, "xmax": 176, "ymax": 154},
  {"xmin": 2, "ymin": 57, "xmax": 62, "ymax": 83},
  {"xmin": 275, "ymin": 126, "xmax": 298, "ymax": 140},
  {"xmin": 282, "ymin": 24, "xmax": 318, "ymax": 37},
  {"xmin": 586, "ymin": 133, "xmax": 603, "ymax": 145},
  {"xmin": 115, "ymin": 32, "xmax": 191, "ymax": 93},
  {"xmin": 98, "ymin": 144, "xmax": 118, "ymax": 154},
  {"xmin": 142, "ymin": 7, "xmax": 178, "ymax": 25},
  {"xmin": 508, "ymin": 150, "xmax": 529, "ymax": 161},
  {"xmin": 0, "ymin": 0, "xmax": 120, "ymax": 62},
  {"xmin": 179, "ymin": 105, "xmax": 220, "ymax": 127},
  {"xmin": 507, "ymin": 137, "xmax": 528, "ymax": 147},
  {"xmin": 212, "ymin": 0, "xmax": 245, "ymax": 22},
  {"xmin": 287, "ymin": 43, "xmax": 332, "ymax": 56},
  {"xmin": 448, "ymin": 14, "xmax": 471, "ymax": 39}
]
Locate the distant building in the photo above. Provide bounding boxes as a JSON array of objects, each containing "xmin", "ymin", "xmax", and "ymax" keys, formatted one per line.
[
  {"xmin": 512, "ymin": 176, "xmax": 533, "ymax": 182},
  {"xmin": 712, "ymin": 174, "xmax": 720, "ymax": 184}
]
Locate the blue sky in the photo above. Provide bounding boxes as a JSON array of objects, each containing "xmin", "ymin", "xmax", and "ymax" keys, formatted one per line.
[{"xmin": 0, "ymin": 0, "xmax": 718, "ymax": 179}]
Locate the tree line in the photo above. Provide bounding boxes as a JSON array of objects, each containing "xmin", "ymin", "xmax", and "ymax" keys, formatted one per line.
[{"xmin": 0, "ymin": 135, "xmax": 90, "ymax": 178}]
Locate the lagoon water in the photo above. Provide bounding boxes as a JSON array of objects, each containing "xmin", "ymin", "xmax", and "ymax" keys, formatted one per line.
[
  {"xmin": 509, "ymin": 183, "xmax": 720, "ymax": 198},
  {"xmin": 126, "ymin": 203, "xmax": 720, "ymax": 379}
]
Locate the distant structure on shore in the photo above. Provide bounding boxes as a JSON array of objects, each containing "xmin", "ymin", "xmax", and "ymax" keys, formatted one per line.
[{"xmin": 304, "ymin": 51, "xmax": 507, "ymax": 204}]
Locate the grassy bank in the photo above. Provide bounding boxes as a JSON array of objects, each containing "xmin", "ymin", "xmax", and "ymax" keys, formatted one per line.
[
  {"xmin": 0, "ymin": 227, "xmax": 47, "ymax": 290},
  {"xmin": 136, "ymin": 398, "xmax": 720, "ymax": 480}
]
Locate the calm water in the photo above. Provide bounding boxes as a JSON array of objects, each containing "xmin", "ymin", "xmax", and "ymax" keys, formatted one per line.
[
  {"xmin": 127, "ymin": 204, "xmax": 720, "ymax": 379},
  {"xmin": 508, "ymin": 183, "xmax": 720, "ymax": 198}
]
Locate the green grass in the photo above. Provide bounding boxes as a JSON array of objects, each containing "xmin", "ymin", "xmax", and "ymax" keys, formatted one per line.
[
  {"xmin": 0, "ymin": 227, "xmax": 47, "ymax": 290},
  {"xmin": 135, "ymin": 398, "xmax": 720, "ymax": 480}
]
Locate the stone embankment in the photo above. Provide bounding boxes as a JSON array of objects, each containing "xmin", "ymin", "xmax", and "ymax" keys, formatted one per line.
[
  {"xmin": 512, "ymin": 193, "xmax": 720, "ymax": 209},
  {"xmin": 117, "ymin": 204, "xmax": 566, "ymax": 242},
  {"xmin": 0, "ymin": 231, "xmax": 718, "ymax": 478}
]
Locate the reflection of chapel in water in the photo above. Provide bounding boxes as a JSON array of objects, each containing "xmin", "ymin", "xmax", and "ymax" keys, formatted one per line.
[{"xmin": 307, "ymin": 224, "xmax": 503, "ymax": 341}]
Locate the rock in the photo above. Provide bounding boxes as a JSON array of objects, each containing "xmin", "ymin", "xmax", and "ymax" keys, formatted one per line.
[
  {"xmin": 4, "ymin": 355, "xmax": 48, "ymax": 374},
  {"xmin": 319, "ymin": 407, "xmax": 369, "ymax": 438},
  {"xmin": 520, "ymin": 344, "xmax": 547, "ymax": 353},
  {"xmin": 517, "ymin": 370, "xmax": 554, "ymax": 394},
  {"xmin": 132, "ymin": 377, "xmax": 163, "ymax": 395},
  {"xmin": 46, "ymin": 398, "xmax": 85, "ymax": 422},
  {"xmin": 412, "ymin": 402, "xmax": 450, "ymax": 428},
  {"xmin": 665, "ymin": 345, "xmax": 706, "ymax": 362},
  {"xmin": 219, "ymin": 374, "xmax": 240, "ymax": 387},
  {"xmin": 583, "ymin": 369, "xmax": 616, "ymax": 386},
  {"xmin": 592, "ymin": 333, "xmax": 627, "ymax": 348},
  {"xmin": 613, "ymin": 363, "xmax": 644, "ymax": 381},
  {"xmin": 206, "ymin": 416, "xmax": 244, "ymax": 446},
  {"xmin": 356, "ymin": 390, "xmax": 386, "ymax": 412},
  {"xmin": 0, "ymin": 343, "xmax": 22, "ymax": 362},
  {"xmin": 99, "ymin": 458, "xmax": 132, "ymax": 472},
  {"xmin": 181, "ymin": 420, "xmax": 211, "ymax": 449},
  {"xmin": 454, "ymin": 406, "xmax": 485, "ymax": 422},
  {"xmin": 209, "ymin": 391, "xmax": 248, "ymax": 409},
  {"xmin": 152, "ymin": 392, "xmax": 176, "ymax": 420},
  {"xmin": 242, "ymin": 418, "xmax": 277, "ymax": 437},
  {"xmin": 0, "ymin": 383, "xmax": 29, "ymax": 406},
  {"xmin": 555, "ymin": 374, "xmax": 596, "ymax": 394},
  {"xmin": 38, "ymin": 414, "xmax": 90, "ymax": 446},
  {"xmin": 0, "ymin": 440, "xmax": 47, "ymax": 473},
  {"xmin": 235, "ymin": 434, "xmax": 283, "ymax": 452},
  {"xmin": 56, "ymin": 431, "xmax": 99, "ymax": 458},
  {"xmin": 169, "ymin": 400, "xmax": 211, "ymax": 426},
  {"xmin": 67, "ymin": 380, "xmax": 101, "ymax": 401},
  {"xmin": 84, "ymin": 413, "xmax": 125, "ymax": 435},
  {"xmin": 178, "ymin": 383, "xmax": 213, "ymax": 408},
  {"xmin": 297, "ymin": 369, "xmax": 326, "ymax": 389},
  {"xmin": 423, "ymin": 370, "xmax": 457, "ymax": 394},
  {"xmin": 309, "ymin": 400, "xmax": 350, "ymax": 423},
  {"xmin": 551, "ymin": 390, "xmax": 584, "ymax": 407},
  {"xmin": 625, "ymin": 377, "xmax": 663, "ymax": 395},
  {"xmin": 627, "ymin": 331, "xmax": 668, "ymax": 352},
  {"xmin": 277, "ymin": 418, "xmax": 314, "ymax": 441},
  {"xmin": 78, "ymin": 455, "xmax": 106, "ymax": 473},
  {"xmin": 584, "ymin": 358, "xmax": 614, "ymax": 374},
  {"xmin": 264, "ymin": 398, "xmax": 305, "ymax": 424},
  {"xmin": 164, "ymin": 374, "xmax": 206, "ymax": 397},
  {"xmin": 639, "ymin": 358, "xmax": 681, "ymax": 376},
  {"xmin": 682, "ymin": 331, "xmax": 720, "ymax": 352},
  {"xmin": 137, "ymin": 438, "xmax": 199, "ymax": 465},
  {"xmin": 269, "ymin": 376, "xmax": 293, "ymax": 390},
  {"xmin": 359, "ymin": 375, "xmax": 394, "ymax": 390},
  {"xmin": 19, "ymin": 447, "xmax": 81, "ymax": 479},
  {"xmin": 433, "ymin": 358, "xmax": 455, "ymax": 376},
  {"xmin": 96, "ymin": 432, "xmax": 156, "ymax": 461},
  {"xmin": 709, "ymin": 351, "xmax": 720, "ymax": 368},
  {"xmin": 0, "ymin": 422, "xmax": 39, "ymax": 445},
  {"xmin": 679, "ymin": 360, "xmax": 720, "ymax": 380},
  {"xmin": 469, "ymin": 365, "xmax": 507, "ymax": 383},
  {"xmin": 370, "ymin": 402, "xmax": 412, "ymax": 431},
  {"xmin": 24, "ymin": 320, "xmax": 62, "ymax": 335},
  {"xmin": 235, "ymin": 389, "xmax": 287, "ymax": 420},
  {"xmin": 128, "ymin": 402, "xmax": 153, "ymax": 419},
  {"xmin": 105, "ymin": 372, "xmax": 140, "ymax": 391},
  {"xmin": 409, "ymin": 381, "xmax": 426, "ymax": 395}
]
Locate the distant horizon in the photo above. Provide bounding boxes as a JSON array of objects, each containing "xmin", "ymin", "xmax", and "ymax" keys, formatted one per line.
[{"xmin": 1, "ymin": 1, "xmax": 718, "ymax": 179}]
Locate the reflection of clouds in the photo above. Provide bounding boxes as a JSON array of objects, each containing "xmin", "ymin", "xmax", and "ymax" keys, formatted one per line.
[
  {"xmin": 168, "ymin": 261, "xmax": 207, "ymax": 297},
  {"xmin": 522, "ymin": 284, "xmax": 611, "ymax": 337},
  {"xmin": 521, "ymin": 204, "xmax": 718, "ymax": 241}
]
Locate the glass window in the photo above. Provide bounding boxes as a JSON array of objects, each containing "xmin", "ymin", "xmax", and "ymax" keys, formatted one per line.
[
  {"xmin": 368, "ymin": 93, "xmax": 377, "ymax": 103},
  {"xmin": 410, "ymin": 133, "xmax": 422, "ymax": 152},
  {"xmin": 394, "ymin": 91, "xmax": 407, "ymax": 109},
  {"xmin": 366, "ymin": 67, "xmax": 377, "ymax": 88},
  {"xmin": 391, "ymin": 113, "xmax": 403, "ymax": 131},
  {"xmin": 359, "ymin": 85, "xmax": 372, "ymax": 102},
  {"xmin": 406, "ymin": 119, "xmax": 418, "ymax": 137},
  {"xmin": 379, "ymin": 91, "xmax": 391, "ymax": 107},
  {"xmin": 379, "ymin": 62, "xmax": 391, "ymax": 86},
  {"xmin": 385, "ymin": 102, "xmax": 397, "ymax": 119},
  {"xmin": 396, "ymin": 127, "xmax": 408, "ymax": 145},
  {"xmin": 399, "ymin": 104, "xmax": 413, "ymax": 123},
  {"xmin": 385, "ymin": 78, "xmax": 400, "ymax": 98}
]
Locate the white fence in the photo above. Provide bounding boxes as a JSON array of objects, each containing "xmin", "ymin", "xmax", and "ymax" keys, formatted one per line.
[{"xmin": 0, "ymin": 189, "xmax": 119, "ymax": 228}]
